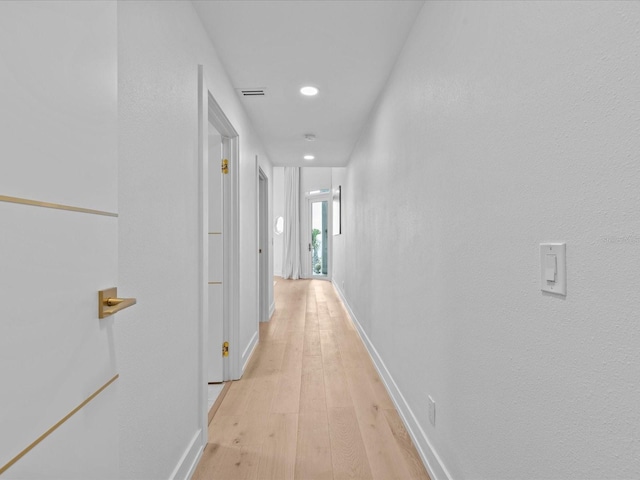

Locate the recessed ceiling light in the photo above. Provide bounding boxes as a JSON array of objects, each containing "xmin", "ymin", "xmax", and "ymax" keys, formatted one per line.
[
  {"xmin": 300, "ymin": 86, "xmax": 319, "ymax": 96},
  {"xmin": 304, "ymin": 155, "xmax": 315, "ymax": 160}
]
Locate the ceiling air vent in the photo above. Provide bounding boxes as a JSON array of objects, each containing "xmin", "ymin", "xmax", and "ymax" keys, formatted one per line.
[{"xmin": 237, "ymin": 88, "xmax": 266, "ymax": 97}]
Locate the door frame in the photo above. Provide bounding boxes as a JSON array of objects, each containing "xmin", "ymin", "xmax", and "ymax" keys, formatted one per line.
[
  {"xmin": 257, "ymin": 166, "xmax": 270, "ymax": 322},
  {"xmin": 198, "ymin": 66, "xmax": 240, "ymax": 444},
  {"xmin": 304, "ymin": 191, "xmax": 332, "ymax": 280}
]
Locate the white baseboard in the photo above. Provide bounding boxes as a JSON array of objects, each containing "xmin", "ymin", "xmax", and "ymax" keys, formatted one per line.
[
  {"xmin": 331, "ymin": 281, "xmax": 451, "ymax": 480},
  {"xmin": 241, "ymin": 330, "xmax": 259, "ymax": 374},
  {"xmin": 269, "ymin": 301, "xmax": 276, "ymax": 319},
  {"xmin": 169, "ymin": 429, "xmax": 203, "ymax": 480}
]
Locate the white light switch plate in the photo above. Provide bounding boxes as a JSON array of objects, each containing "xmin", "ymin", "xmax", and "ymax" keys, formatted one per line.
[{"xmin": 540, "ymin": 243, "xmax": 566, "ymax": 295}]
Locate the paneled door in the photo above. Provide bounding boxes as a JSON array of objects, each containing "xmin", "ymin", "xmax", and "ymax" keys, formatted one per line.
[
  {"xmin": 207, "ymin": 124, "xmax": 225, "ymax": 383},
  {"xmin": 0, "ymin": 2, "xmax": 122, "ymax": 478}
]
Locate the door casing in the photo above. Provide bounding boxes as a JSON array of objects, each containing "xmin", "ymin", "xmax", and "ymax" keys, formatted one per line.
[{"xmin": 198, "ymin": 66, "xmax": 241, "ymax": 446}]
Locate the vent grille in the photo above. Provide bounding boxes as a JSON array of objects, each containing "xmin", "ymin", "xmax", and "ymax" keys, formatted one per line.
[{"xmin": 237, "ymin": 88, "xmax": 266, "ymax": 97}]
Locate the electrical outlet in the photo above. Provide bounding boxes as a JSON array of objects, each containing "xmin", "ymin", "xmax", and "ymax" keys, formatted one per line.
[{"xmin": 428, "ymin": 396, "xmax": 436, "ymax": 427}]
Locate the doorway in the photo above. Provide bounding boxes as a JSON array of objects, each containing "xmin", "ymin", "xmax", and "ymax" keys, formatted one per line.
[
  {"xmin": 206, "ymin": 123, "xmax": 226, "ymax": 383},
  {"xmin": 258, "ymin": 167, "xmax": 270, "ymax": 322},
  {"xmin": 307, "ymin": 191, "xmax": 331, "ymax": 279},
  {"xmin": 198, "ymin": 65, "xmax": 240, "ymax": 445}
]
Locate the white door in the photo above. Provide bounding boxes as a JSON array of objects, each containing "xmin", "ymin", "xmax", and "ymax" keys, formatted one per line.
[
  {"xmin": 207, "ymin": 125, "xmax": 224, "ymax": 383},
  {"xmin": 0, "ymin": 1, "xmax": 121, "ymax": 478},
  {"xmin": 258, "ymin": 168, "xmax": 269, "ymax": 322}
]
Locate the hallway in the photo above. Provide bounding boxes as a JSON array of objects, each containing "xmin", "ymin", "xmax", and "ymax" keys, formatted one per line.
[{"xmin": 193, "ymin": 279, "xmax": 430, "ymax": 480}]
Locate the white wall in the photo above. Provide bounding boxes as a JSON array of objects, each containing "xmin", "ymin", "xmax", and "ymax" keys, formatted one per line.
[
  {"xmin": 333, "ymin": 2, "xmax": 640, "ymax": 479},
  {"xmin": 331, "ymin": 168, "xmax": 347, "ymax": 290},
  {"xmin": 118, "ymin": 1, "xmax": 271, "ymax": 478},
  {"xmin": 300, "ymin": 167, "xmax": 332, "ymax": 195}
]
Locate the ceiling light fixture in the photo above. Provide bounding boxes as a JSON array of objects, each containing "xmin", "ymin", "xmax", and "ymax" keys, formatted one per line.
[
  {"xmin": 304, "ymin": 134, "xmax": 316, "ymax": 141},
  {"xmin": 300, "ymin": 86, "xmax": 319, "ymax": 96},
  {"xmin": 304, "ymin": 155, "xmax": 315, "ymax": 160}
]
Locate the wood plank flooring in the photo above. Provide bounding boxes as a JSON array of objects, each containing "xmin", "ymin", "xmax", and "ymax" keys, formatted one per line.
[{"xmin": 192, "ymin": 278, "xmax": 430, "ymax": 480}]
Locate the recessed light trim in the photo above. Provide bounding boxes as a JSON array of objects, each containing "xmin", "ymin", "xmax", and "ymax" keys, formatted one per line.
[
  {"xmin": 304, "ymin": 155, "xmax": 315, "ymax": 160},
  {"xmin": 300, "ymin": 86, "xmax": 319, "ymax": 96}
]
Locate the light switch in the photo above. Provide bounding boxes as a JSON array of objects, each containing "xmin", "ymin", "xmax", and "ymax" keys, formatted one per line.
[
  {"xmin": 540, "ymin": 243, "xmax": 566, "ymax": 295},
  {"xmin": 545, "ymin": 254, "xmax": 557, "ymax": 282}
]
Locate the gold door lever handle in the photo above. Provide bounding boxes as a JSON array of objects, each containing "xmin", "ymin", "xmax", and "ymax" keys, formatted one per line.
[{"xmin": 99, "ymin": 288, "xmax": 137, "ymax": 319}]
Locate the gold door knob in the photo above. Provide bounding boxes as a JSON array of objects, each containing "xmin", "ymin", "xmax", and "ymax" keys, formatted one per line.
[{"xmin": 98, "ymin": 287, "xmax": 137, "ymax": 319}]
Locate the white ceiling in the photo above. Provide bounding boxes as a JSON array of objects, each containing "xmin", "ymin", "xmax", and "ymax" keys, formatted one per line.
[{"xmin": 192, "ymin": 0, "xmax": 425, "ymax": 167}]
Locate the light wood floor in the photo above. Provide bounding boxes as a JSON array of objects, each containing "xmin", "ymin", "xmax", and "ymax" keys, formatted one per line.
[{"xmin": 192, "ymin": 278, "xmax": 430, "ymax": 480}]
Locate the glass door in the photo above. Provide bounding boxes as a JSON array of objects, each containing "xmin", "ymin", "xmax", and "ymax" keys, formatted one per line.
[{"xmin": 310, "ymin": 199, "xmax": 328, "ymax": 277}]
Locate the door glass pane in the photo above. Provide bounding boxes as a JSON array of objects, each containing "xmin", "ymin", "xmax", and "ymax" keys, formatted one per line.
[{"xmin": 311, "ymin": 200, "xmax": 328, "ymax": 276}]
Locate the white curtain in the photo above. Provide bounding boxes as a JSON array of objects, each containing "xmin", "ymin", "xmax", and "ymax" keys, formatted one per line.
[{"xmin": 282, "ymin": 167, "xmax": 301, "ymax": 279}]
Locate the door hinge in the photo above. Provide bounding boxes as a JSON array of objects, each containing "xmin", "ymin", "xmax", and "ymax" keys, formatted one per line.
[
  {"xmin": 222, "ymin": 158, "xmax": 229, "ymax": 175},
  {"xmin": 222, "ymin": 341, "xmax": 229, "ymax": 357}
]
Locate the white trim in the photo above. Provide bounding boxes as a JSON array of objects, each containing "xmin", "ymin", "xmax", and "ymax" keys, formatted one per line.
[
  {"xmin": 256, "ymin": 159, "xmax": 260, "ymax": 325},
  {"xmin": 242, "ymin": 330, "xmax": 259, "ymax": 373},
  {"xmin": 206, "ymin": 83, "xmax": 241, "ymax": 382},
  {"xmin": 197, "ymin": 66, "xmax": 242, "ymax": 455},
  {"xmin": 331, "ymin": 281, "xmax": 452, "ymax": 480},
  {"xmin": 168, "ymin": 429, "xmax": 203, "ymax": 480}
]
